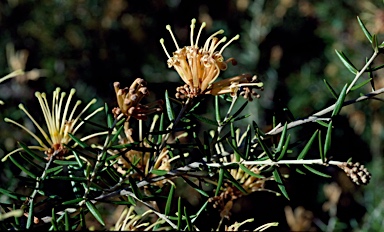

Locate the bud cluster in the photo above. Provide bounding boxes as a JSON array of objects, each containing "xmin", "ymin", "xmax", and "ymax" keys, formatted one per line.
[{"xmin": 338, "ymin": 162, "xmax": 371, "ymax": 185}]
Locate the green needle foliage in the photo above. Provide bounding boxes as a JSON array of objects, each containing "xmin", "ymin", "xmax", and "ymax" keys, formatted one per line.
[{"xmin": 0, "ymin": 4, "xmax": 383, "ymax": 231}]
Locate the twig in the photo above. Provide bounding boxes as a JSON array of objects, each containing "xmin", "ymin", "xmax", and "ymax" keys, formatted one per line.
[{"xmin": 266, "ymin": 87, "xmax": 384, "ymax": 136}]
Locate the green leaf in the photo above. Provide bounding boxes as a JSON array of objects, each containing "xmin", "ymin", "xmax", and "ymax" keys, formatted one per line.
[
  {"xmin": 243, "ymin": 125, "xmax": 251, "ymax": 159},
  {"xmin": 85, "ymin": 201, "xmax": 105, "ymax": 226},
  {"xmin": 70, "ymin": 150, "xmax": 84, "ymax": 168},
  {"xmin": 315, "ymin": 120, "xmax": 329, "ymax": 128},
  {"xmin": 223, "ymin": 169, "xmax": 247, "ymax": 194},
  {"xmin": 53, "ymin": 160, "xmax": 80, "ymax": 165},
  {"xmin": 110, "ymin": 124, "xmax": 124, "ymax": 145},
  {"xmin": 303, "ymin": 165, "xmax": 331, "ymax": 178},
  {"xmin": 177, "ymin": 197, "xmax": 182, "ymax": 230},
  {"xmin": 129, "ymin": 176, "xmax": 143, "ymax": 200},
  {"xmin": 19, "ymin": 152, "xmax": 44, "ymax": 171},
  {"xmin": 104, "ymin": 103, "xmax": 115, "ymax": 129},
  {"xmin": 184, "ymin": 206, "xmax": 192, "ymax": 231},
  {"xmin": 332, "ymin": 84, "xmax": 347, "ymax": 117},
  {"xmin": 215, "ymin": 168, "xmax": 224, "ymax": 196},
  {"xmin": 297, "ymin": 130, "xmax": 318, "ymax": 160},
  {"xmin": 181, "ymin": 177, "xmax": 209, "ymax": 197},
  {"xmin": 225, "ymin": 100, "xmax": 248, "ymax": 123},
  {"xmin": 165, "ymin": 184, "xmax": 175, "ymax": 215},
  {"xmin": 62, "ymin": 198, "xmax": 83, "ymax": 205},
  {"xmin": 68, "ymin": 133, "xmax": 88, "ymax": 148},
  {"xmin": 295, "ymin": 168, "xmax": 306, "ymax": 175},
  {"xmin": 324, "ymin": 121, "xmax": 333, "ymax": 157},
  {"xmin": 367, "ymin": 64, "xmax": 384, "ymax": 72},
  {"xmin": 276, "ymin": 122, "xmax": 288, "ymax": 153},
  {"xmin": 191, "ymin": 113, "xmax": 218, "ymax": 126},
  {"xmin": 357, "ymin": 16, "xmax": 372, "ymax": 43},
  {"xmin": 215, "ymin": 95, "xmax": 221, "ymax": 123},
  {"xmin": 318, "ymin": 130, "xmax": 324, "ymax": 163},
  {"xmin": 255, "ymin": 129, "xmax": 274, "ymax": 161},
  {"xmin": 165, "ymin": 90, "xmax": 175, "ymax": 122},
  {"xmin": 109, "ymin": 142, "xmax": 136, "ymax": 150},
  {"xmin": 239, "ymin": 164, "xmax": 264, "ymax": 178},
  {"xmin": 335, "ymin": 50, "xmax": 358, "ymax": 75},
  {"xmin": 273, "ymin": 169, "xmax": 289, "ymax": 200},
  {"xmin": 64, "ymin": 210, "xmax": 70, "ymax": 231},
  {"xmin": 0, "ymin": 187, "xmax": 27, "ymax": 201},
  {"xmin": 46, "ymin": 166, "xmax": 63, "ymax": 175},
  {"xmin": 372, "ymin": 34, "xmax": 379, "ymax": 52},
  {"xmin": 323, "ymin": 79, "xmax": 338, "ymax": 99},
  {"xmin": 350, "ymin": 78, "xmax": 372, "ymax": 91},
  {"xmin": 18, "ymin": 142, "xmax": 46, "ymax": 163},
  {"xmin": 51, "ymin": 208, "xmax": 58, "ymax": 231},
  {"xmin": 26, "ymin": 200, "xmax": 34, "ymax": 229},
  {"xmin": 9, "ymin": 156, "xmax": 36, "ymax": 179},
  {"xmin": 277, "ymin": 134, "xmax": 291, "ymax": 161},
  {"xmin": 226, "ymin": 138, "xmax": 245, "ymax": 160},
  {"xmin": 151, "ymin": 169, "xmax": 168, "ymax": 176}
]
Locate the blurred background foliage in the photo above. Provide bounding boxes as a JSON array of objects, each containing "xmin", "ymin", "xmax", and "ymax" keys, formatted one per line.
[{"xmin": 1, "ymin": 0, "xmax": 384, "ymax": 230}]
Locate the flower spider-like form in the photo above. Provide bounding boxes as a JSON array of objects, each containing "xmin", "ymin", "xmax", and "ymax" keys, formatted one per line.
[
  {"xmin": 2, "ymin": 88, "xmax": 104, "ymax": 161},
  {"xmin": 160, "ymin": 18, "xmax": 263, "ymax": 100}
]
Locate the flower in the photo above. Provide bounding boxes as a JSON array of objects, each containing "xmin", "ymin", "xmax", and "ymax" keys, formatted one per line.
[
  {"xmin": 6, "ymin": 43, "xmax": 47, "ymax": 84},
  {"xmin": 112, "ymin": 79, "xmax": 163, "ymax": 120},
  {"xmin": 112, "ymin": 205, "xmax": 170, "ymax": 231},
  {"xmin": 2, "ymin": 87, "xmax": 104, "ymax": 161},
  {"xmin": 206, "ymin": 73, "xmax": 263, "ymax": 101},
  {"xmin": 161, "ymin": 18, "xmax": 255, "ymax": 99},
  {"xmin": 0, "ymin": 70, "xmax": 25, "ymax": 105}
]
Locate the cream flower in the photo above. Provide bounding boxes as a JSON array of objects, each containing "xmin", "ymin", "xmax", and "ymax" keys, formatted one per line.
[
  {"xmin": 160, "ymin": 18, "xmax": 241, "ymax": 98},
  {"xmin": 6, "ymin": 43, "xmax": 47, "ymax": 84},
  {"xmin": 2, "ymin": 87, "xmax": 104, "ymax": 161}
]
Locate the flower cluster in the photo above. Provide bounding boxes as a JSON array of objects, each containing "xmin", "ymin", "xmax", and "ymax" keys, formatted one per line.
[
  {"xmin": 112, "ymin": 79, "xmax": 163, "ymax": 120},
  {"xmin": 112, "ymin": 205, "xmax": 169, "ymax": 231},
  {"xmin": 3, "ymin": 88, "xmax": 103, "ymax": 161},
  {"xmin": 160, "ymin": 18, "xmax": 263, "ymax": 100}
]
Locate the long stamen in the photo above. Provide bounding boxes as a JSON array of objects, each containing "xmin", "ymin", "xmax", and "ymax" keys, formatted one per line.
[
  {"xmin": 57, "ymin": 92, "xmax": 66, "ymax": 133},
  {"xmin": 195, "ymin": 22, "xmax": 206, "ymax": 47},
  {"xmin": 39, "ymin": 92, "xmax": 55, "ymax": 139},
  {"xmin": 0, "ymin": 70, "xmax": 24, "ymax": 84},
  {"xmin": 159, "ymin": 39, "xmax": 171, "ymax": 59},
  {"xmin": 190, "ymin": 18, "xmax": 196, "ymax": 47},
  {"xmin": 18, "ymin": 104, "xmax": 52, "ymax": 145},
  {"xmin": 73, "ymin": 105, "xmax": 104, "ymax": 134},
  {"xmin": 68, "ymin": 100, "xmax": 82, "ymax": 123},
  {"xmin": 166, "ymin": 25, "xmax": 180, "ymax": 50},
  {"xmin": 72, "ymin": 99, "xmax": 98, "ymax": 133},
  {"xmin": 4, "ymin": 118, "xmax": 49, "ymax": 149},
  {"xmin": 35, "ymin": 93, "xmax": 56, "ymax": 145},
  {"xmin": 2, "ymin": 146, "xmax": 46, "ymax": 162},
  {"xmin": 60, "ymin": 89, "xmax": 76, "ymax": 134},
  {"xmin": 203, "ymin": 29, "xmax": 224, "ymax": 51},
  {"xmin": 219, "ymin": 34, "xmax": 240, "ymax": 54},
  {"xmin": 210, "ymin": 36, "xmax": 227, "ymax": 55}
]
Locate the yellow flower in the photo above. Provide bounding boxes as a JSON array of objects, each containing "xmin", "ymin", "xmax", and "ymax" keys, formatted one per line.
[
  {"xmin": 112, "ymin": 79, "xmax": 163, "ymax": 120},
  {"xmin": 112, "ymin": 205, "xmax": 170, "ymax": 231},
  {"xmin": 2, "ymin": 87, "xmax": 104, "ymax": 161},
  {"xmin": 160, "ymin": 18, "xmax": 241, "ymax": 99}
]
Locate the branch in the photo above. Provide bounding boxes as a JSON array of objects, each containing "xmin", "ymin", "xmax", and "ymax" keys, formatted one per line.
[{"xmin": 266, "ymin": 87, "xmax": 384, "ymax": 136}]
